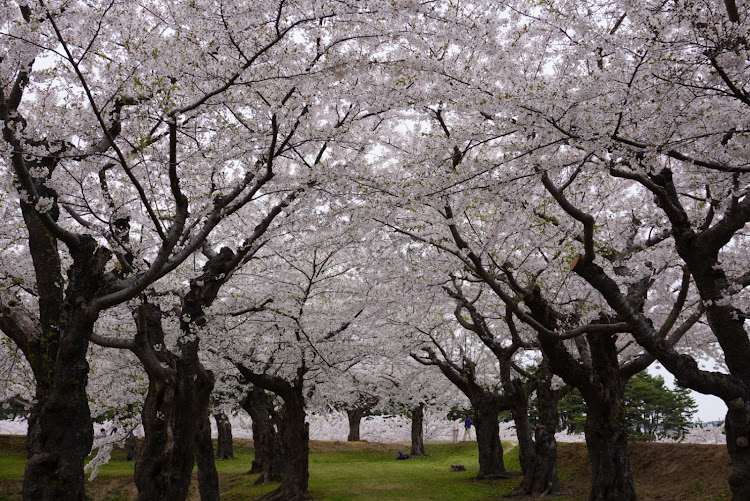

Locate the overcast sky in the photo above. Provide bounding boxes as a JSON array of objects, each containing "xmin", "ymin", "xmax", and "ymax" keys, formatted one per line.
[{"xmin": 649, "ymin": 366, "xmax": 727, "ymax": 423}]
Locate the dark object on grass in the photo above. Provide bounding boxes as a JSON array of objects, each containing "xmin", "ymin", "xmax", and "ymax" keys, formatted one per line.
[
  {"xmin": 451, "ymin": 464, "xmax": 466, "ymax": 472},
  {"xmin": 396, "ymin": 451, "xmax": 410, "ymax": 460}
]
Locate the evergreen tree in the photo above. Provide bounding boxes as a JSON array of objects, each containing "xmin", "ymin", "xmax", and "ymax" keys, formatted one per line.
[{"xmin": 556, "ymin": 372, "xmax": 697, "ymax": 441}]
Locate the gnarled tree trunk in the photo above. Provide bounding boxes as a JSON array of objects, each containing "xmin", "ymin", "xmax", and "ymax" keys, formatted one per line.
[
  {"xmin": 514, "ymin": 368, "xmax": 560, "ymax": 497},
  {"xmin": 346, "ymin": 396, "xmax": 379, "ymax": 442},
  {"xmin": 265, "ymin": 388, "xmax": 309, "ymax": 501},
  {"xmin": 582, "ymin": 334, "xmax": 636, "ymax": 501},
  {"xmin": 474, "ymin": 397, "xmax": 506, "ymax": 479},
  {"xmin": 507, "ymin": 379, "xmax": 534, "ymax": 475},
  {"xmin": 238, "ymin": 366, "xmax": 311, "ymax": 501},
  {"xmin": 131, "ymin": 303, "xmax": 218, "ymax": 501},
  {"xmin": 214, "ymin": 412, "xmax": 234, "ymax": 460},
  {"xmin": 15, "ymin": 227, "xmax": 108, "ymax": 501},
  {"xmin": 22, "ymin": 318, "xmax": 95, "ymax": 501},
  {"xmin": 410, "ymin": 402, "xmax": 425, "ymax": 457},
  {"xmin": 725, "ymin": 400, "xmax": 750, "ymax": 501},
  {"xmin": 194, "ymin": 403, "xmax": 220, "ymax": 501},
  {"xmin": 241, "ymin": 385, "xmax": 282, "ymax": 482}
]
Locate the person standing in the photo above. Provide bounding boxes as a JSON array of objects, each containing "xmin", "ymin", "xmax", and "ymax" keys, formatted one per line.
[
  {"xmin": 462, "ymin": 416, "xmax": 472, "ymax": 441},
  {"xmin": 452, "ymin": 420, "xmax": 460, "ymax": 443}
]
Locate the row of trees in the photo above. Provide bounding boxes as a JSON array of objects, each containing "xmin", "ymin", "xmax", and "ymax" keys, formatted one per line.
[{"xmin": 1, "ymin": 1, "xmax": 748, "ymax": 501}]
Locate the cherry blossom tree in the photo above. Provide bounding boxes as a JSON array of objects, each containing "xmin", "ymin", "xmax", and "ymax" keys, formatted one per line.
[
  {"xmin": 437, "ymin": 1, "xmax": 750, "ymax": 499},
  {"xmin": 0, "ymin": 0, "xmax": 407, "ymax": 498},
  {"xmin": 216, "ymin": 208, "xmax": 383, "ymax": 500},
  {"xmin": 349, "ymin": 2, "xmax": 740, "ymax": 499}
]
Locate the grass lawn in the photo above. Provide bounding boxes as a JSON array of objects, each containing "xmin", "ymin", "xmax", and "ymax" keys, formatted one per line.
[
  {"xmin": 0, "ymin": 436, "xmax": 528, "ymax": 501},
  {"xmin": 0, "ymin": 435, "xmax": 733, "ymax": 500},
  {"xmin": 227, "ymin": 441, "xmax": 524, "ymax": 501}
]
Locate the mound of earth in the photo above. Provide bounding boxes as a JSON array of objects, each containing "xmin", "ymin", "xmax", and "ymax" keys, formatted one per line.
[{"xmin": 556, "ymin": 441, "xmax": 731, "ymax": 500}]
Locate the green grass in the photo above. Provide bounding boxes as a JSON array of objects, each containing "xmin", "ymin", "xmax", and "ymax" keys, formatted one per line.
[
  {"xmin": 0, "ymin": 436, "xmax": 26, "ymax": 481},
  {"xmin": 0, "ymin": 437, "xmax": 531, "ymax": 501},
  {"xmin": 223, "ymin": 441, "xmax": 525, "ymax": 501},
  {"xmin": 0, "ymin": 435, "xmax": 734, "ymax": 500},
  {"xmin": 308, "ymin": 442, "xmax": 520, "ymax": 501}
]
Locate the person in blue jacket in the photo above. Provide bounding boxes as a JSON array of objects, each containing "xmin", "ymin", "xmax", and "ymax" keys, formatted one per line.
[{"xmin": 462, "ymin": 416, "xmax": 472, "ymax": 441}]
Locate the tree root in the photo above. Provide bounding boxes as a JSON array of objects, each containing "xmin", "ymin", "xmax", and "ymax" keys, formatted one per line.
[
  {"xmin": 475, "ymin": 471, "xmax": 522, "ymax": 480},
  {"xmin": 257, "ymin": 486, "xmax": 307, "ymax": 501}
]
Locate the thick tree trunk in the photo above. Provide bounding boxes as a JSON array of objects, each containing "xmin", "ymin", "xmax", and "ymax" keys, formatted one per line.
[
  {"xmin": 131, "ymin": 303, "xmax": 219, "ymax": 501},
  {"xmin": 15, "ymin": 201, "xmax": 106, "ymax": 501},
  {"xmin": 194, "ymin": 407, "xmax": 220, "ymax": 501},
  {"xmin": 725, "ymin": 400, "xmax": 750, "ymax": 501},
  {"xmin": 584, "ymin": 403, "xmax": 636, "ymax": 501},
  {"xmin": 346, "ymin": 407, "xmax": 364, "ymax": 441},
  {"xmin": 22, "ymin": 322, "xmax": 94, "ymax": 501},
  {"xmin": 582, "ymin": 334, "xmax": 637, "ymax": 501},
  {"xmin": 241, "ymin": 386, "xmax": 282, "ymax": 482},
  {"xmin": 214, "ymin": 412, "xmax": 234, "ymax": 460},
  {"xmin": 410, "ymin": 403, "xmax": 425, "ymax": 457},
  {"xmin": 507, "ymin": 380, "xmax": 534, "ymax": 475},
  {"xmin": 135, "ymin": 366, "xmax": 194, "ymax": 501},
  {"xmin": 514, "ymin": 369, "xmax": 559, "ymax": 497},
  {"xmin": 474, "ymin": 398, "xmax": 505, "ymax": 479},
  {"xmin": 261, "ymin": 387, "xmax": 309, "ymax": 501}
]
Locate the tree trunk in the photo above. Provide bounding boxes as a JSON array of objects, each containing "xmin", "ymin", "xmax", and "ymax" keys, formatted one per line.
[
  {"xmin": 725, "ymin": 400, "xmax": 750, "ymax": 501},
  {"xmin": 507, "ymin": 379, "xmax": 534, "ymax": 475},
  {"xmin": 214, "ymin": 412, "xmax": 234, "ymax": 460},
  {"xmin": 194, "ymin": 407, "xmax": 220, "ymax": 501},
  {"xmin": 410, "ymin": 403, "xmax": 425, "ymax": 457},
  {"xmin": 514, "ymin": 368, "xmax": 560, "ymax": 497},
  {"xmin": 22, "ymin": 321, "xmax": 94, "ymax": 501},
  {"xmin": 584, "ymin": 402, "xmax": 636, "ymax": 501},
  {"xmin": 582, "ymin": 334, "xmax": 637, "ymax": 501},
  {"xmin": 131, "ymin": 303, "xmax": 219, "ymax": 501},
  {"xmin": 474, "ymin": 398, "xmax": 506, "ymax": 479},
  {"xmin": 16, "ymin": 207, "xmax": 106, "ymax": 501},
  {"xmin": 125, "ymin": 432, "xmax": 137, "ymax": 461},
  {"xmin": 260, "ymin": 386, "xmax": 309, "ymax": 501},
  {"xmin": 241, "ymin": 386, "xmax": 282, "ymax": 482},
  {"xmin": 346, "ymin": 407, "xmax": 364, "ymax": 441},
  {"xmin": 134, "ymin": 365, "xmax": 194, "ymax": 501}
]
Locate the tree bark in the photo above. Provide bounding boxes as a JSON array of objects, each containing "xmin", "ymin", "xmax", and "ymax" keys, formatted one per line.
[
  {"xmin": 507, "ymin": 379, "xmax": 534, "ymax": 475},
  {"xmin": 22, "ymin": 319, "xmax": 95, "ymax": 501},
  {"xmin": 238, "ymin": 366, "xmax": 311, "ymax": 501},
  {"xmin": 514, "ymin": 367, "xmax": 560, "ymax": 497},
  {"xmin": 214, "ymin": 412, "xmax": 234, "ymax": 460},
  {"xmin": 725, "ymin": 401, "xmax": 750, "ymax": 501},
  {"xmin": 125, "ymin": 432, "xmax": 137, "ymax": 461},
  {"xmin": 241, "ymin": 385, "xmax": 282, "ymax": 482},
  {"xmin": 346, "ymin": 407, "xmax": 364, "ymax": 442},
  {"xmin": 410, "ymin": 402, "xmax": 425, "ymax": 457},
  {"xmin": 134, "ymin": 364, "xmax": 193, "ymax": 501},
  {"xmin": 581, "ymin": 334, "xmax": 637, "ymax": 501},
  {"xmin": 131, "ymin": 303, "xmax": 219, "ymax": 501},
  {"xmin": 266, "ymin": 388, "xmax": 309, "ymax": 501},
  {"xmin": 194, "ymin": 408, "xmax": 220, "ymax": 501},
  {"xmin": 15, "ymin": 225, "xmax": 107, "ymax": 501},
  {"xmin": 474, "ymin": 398, "xmax": 506, "ymax": 479}
]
